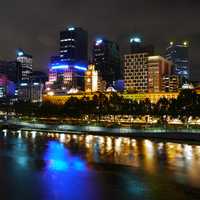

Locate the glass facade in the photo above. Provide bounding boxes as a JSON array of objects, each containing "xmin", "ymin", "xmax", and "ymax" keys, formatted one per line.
[{"xmin": 166, "ymin": 42, "xmax": 189, "ymax": 82}]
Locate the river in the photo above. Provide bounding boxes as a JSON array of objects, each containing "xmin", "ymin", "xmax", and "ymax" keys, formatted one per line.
[{"xmin": 0, "ymin": 129, "xmax": 200, "ymax": 200}]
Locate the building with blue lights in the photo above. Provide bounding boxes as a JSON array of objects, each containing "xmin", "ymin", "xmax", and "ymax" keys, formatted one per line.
[
  {"xmin": 46, "ymin": 27, "xmax": 88, "ymax": 93},
  {"xmin": 92, "ymin": 38, "xmax": 122, "ymax": 86},
  {"xmin": 60, "ymin": 27, "xmax": 88, "ymax": 65},
  {"xmin": 165, "ymin": 41, "xmax": 189, "ymax": 83},
  {"xmin": 46, "ymin": 62, "xmax": 87, "ymax": 93},
  {"xmin": 16, "ymin": 49, "xmax": 33, "ymax": 81}
]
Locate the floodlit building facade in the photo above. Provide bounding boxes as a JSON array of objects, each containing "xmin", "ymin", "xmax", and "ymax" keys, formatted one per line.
[
  {"xmin": 85, "ymin": 65, "xmax": 98, "ymax": 93},
  {"xmin": 148, "ymin": 56, "xmax": 172, "ymax": 92},
  {"xmin": 124, "ymin": 53, "xmax": 149, "ymax": 93},
  {"xmin": 162, "ymin": 75, "xmax": 180, "ymax": 92}
]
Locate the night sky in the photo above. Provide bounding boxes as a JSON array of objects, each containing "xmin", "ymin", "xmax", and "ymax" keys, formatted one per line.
[{"xmin": 0, "ymin": 0, "xmax": 199, "ymax": 80}]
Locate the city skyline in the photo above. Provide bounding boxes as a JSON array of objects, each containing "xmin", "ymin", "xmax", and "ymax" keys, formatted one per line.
[{"xmin": 0, "ymin": 0, "xmax": 199, "ymax": 80}]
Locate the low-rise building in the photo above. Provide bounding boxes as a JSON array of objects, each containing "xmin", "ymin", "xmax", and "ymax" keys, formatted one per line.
[
  {"xmin": 162, "ymin": 75, "xmax": 180, "ymax": 92},
  {"xmin": 18, "ymin": 81, "xmax": 43, "ymax": 103}
]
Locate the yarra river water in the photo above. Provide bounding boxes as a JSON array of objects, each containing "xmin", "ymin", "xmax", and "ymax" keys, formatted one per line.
[{"xmin": 0, "ymin": 130, "xmax": 200, "ymax": 200}]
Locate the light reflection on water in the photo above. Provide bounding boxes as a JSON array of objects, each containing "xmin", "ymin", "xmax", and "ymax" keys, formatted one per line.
[
  {"xmin": 1, "ymin": 130, "xmax": 200, "ymax": 199},
  {"xmin": 9, "ymin": 130, "xmax": 200, "ymax": 187},
  {"xmin": 44, "ymin": 141, "xmax": 86, "ymax": 172}
]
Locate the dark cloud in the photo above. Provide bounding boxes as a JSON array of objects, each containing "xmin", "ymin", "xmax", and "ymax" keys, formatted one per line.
[{"xmin": 0, "ymin": 0, "xmax": 199, "ymax": 79}]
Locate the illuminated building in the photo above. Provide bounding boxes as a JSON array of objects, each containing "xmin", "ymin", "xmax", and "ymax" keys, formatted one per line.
[
  {"xmin": 60, "ymin": 27, "xmax": 88, "ymax": 65},
  {"xmin": 148, "ymin": 56, "xmax": 172, "ymax": 92},
  {"xmin": 166, "ymin": 41, "xmax": 189, "ymax": 83},
  {"xmin": 43, "ymin": 92, "xmax": 179, "ymax": 105},
  {"xmin": 124, "ymin": 36, "xmax": 155, "ymax": 93},
  {"xmin": 30, "ymin": 82, "xmax": 44, "ymax": 103},
  {"xmin": 46, "ymin": 26, "xmax": 88, "ymax": 93},
  {"xmin": 85, "ymin": 64, "xmax": 98, "ymax": 93},
  {"xmin": 162, "ymin": 75, "xmax": 180, "ymax": 92},
  {"xmin": 92, "ymin": 38, "xmax": 122, "ymax": 85},
  {"xmin": 18, "ymin": 82, "xmax": 30, "ymax": 102},
  {"xmin": 0, "ymin": 74, "xmax": 16, "ymax": 99},
  {"xmin": 18, "ymin": 81, "xmax": 44, "ymax": 102},
  {"xmin": 124, "ymin": 53, "xmax": 149, "ymax": 93},
  {"xmin": 106, "ymin": 87, "xmax": 117, "ymax": 92},
  {"xmin": 46, "ymin": 63, "xmax": 87, "ymax": 93},
  {"xmin": 16, "ymin": 49, "xmax": 33, "ymax": 81}
]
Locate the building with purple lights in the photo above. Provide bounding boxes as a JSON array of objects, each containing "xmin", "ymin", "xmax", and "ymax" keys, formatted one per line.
[
  {"xmin": 46, "ymin": 26, "xmax": 88, "ymax": 93},
  {"xmin": 46, "ymin": 62, "xmax": 87, "ymax": 94}
]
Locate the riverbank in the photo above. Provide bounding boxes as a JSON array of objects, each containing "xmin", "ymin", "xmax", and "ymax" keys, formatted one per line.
[{"xmin": 2, "ymin": 119, "xmax": 200, "ymax": 142}]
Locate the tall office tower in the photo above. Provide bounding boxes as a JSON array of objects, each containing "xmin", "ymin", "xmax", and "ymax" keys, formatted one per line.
[
  {"xmin": 16, "ymin": 49, "xmax": 33, "ymax": 81},
  {"xmin": 130, "ymin": 36, "xmax": 154, "ymax": 55},
  {"xmin": 92, "ymin": 38, "xmax": 122, "ymax": 86},
  {"xmin": 60, "ymin": 27, "xmax": 88, "ymax": 65},
  {"xmin": 46, "ymin": 26, "xmax": 88, "ymax": 93},
  {"xmin": 165, "ymin": 41, "xmax": 189, "ymax": 83},
  {"xmin": 148, "ymin": 56, "xmax": 172, "ymax": 93},
  {"xmin": 124, "ymin": 37, "xmax": 154, "ymax": 93},
  {"xmin": 0, "ymin": 61, "xmax": 22, "ymax": 84}
]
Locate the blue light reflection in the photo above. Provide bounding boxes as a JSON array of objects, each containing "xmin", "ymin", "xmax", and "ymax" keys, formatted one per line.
[{"xmin": 44, "ymin": 141, "xmax": 86, "ymax": 172}]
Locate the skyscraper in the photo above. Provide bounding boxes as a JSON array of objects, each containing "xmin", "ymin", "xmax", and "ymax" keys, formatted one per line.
[
  {"xmin": 130, "ymin": 36, "xmax": 154, "ymax": 55},
  {"xmin": 46, "ymin": 26, "xmax": 88, "ymax": 93},
  {"xmin": 16, "ymin": 49, "xmax": 33, "ymax": 81},
  {"xmin": 60, "ymin": 27, "xmax": 88, "ymax": 65},
  {"xmin": 92, "ymin": 38, "xmax": 121, "ymax": 86},
  {"xmin": 124, "ymin": 36, "xmax": 154, "ymax": 93},
  {"xmin": 165, "ymin": 41, "xmax": 189, "ymax": 83},
  {"xmin": 0, "ymin": 61, "xmax": 22, "ymax": 84}
]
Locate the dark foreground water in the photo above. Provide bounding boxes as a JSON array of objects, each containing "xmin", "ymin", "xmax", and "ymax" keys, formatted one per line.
[{"xmin": 0, "ymin": 130, "xmax": 200, "ymax": 200}]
